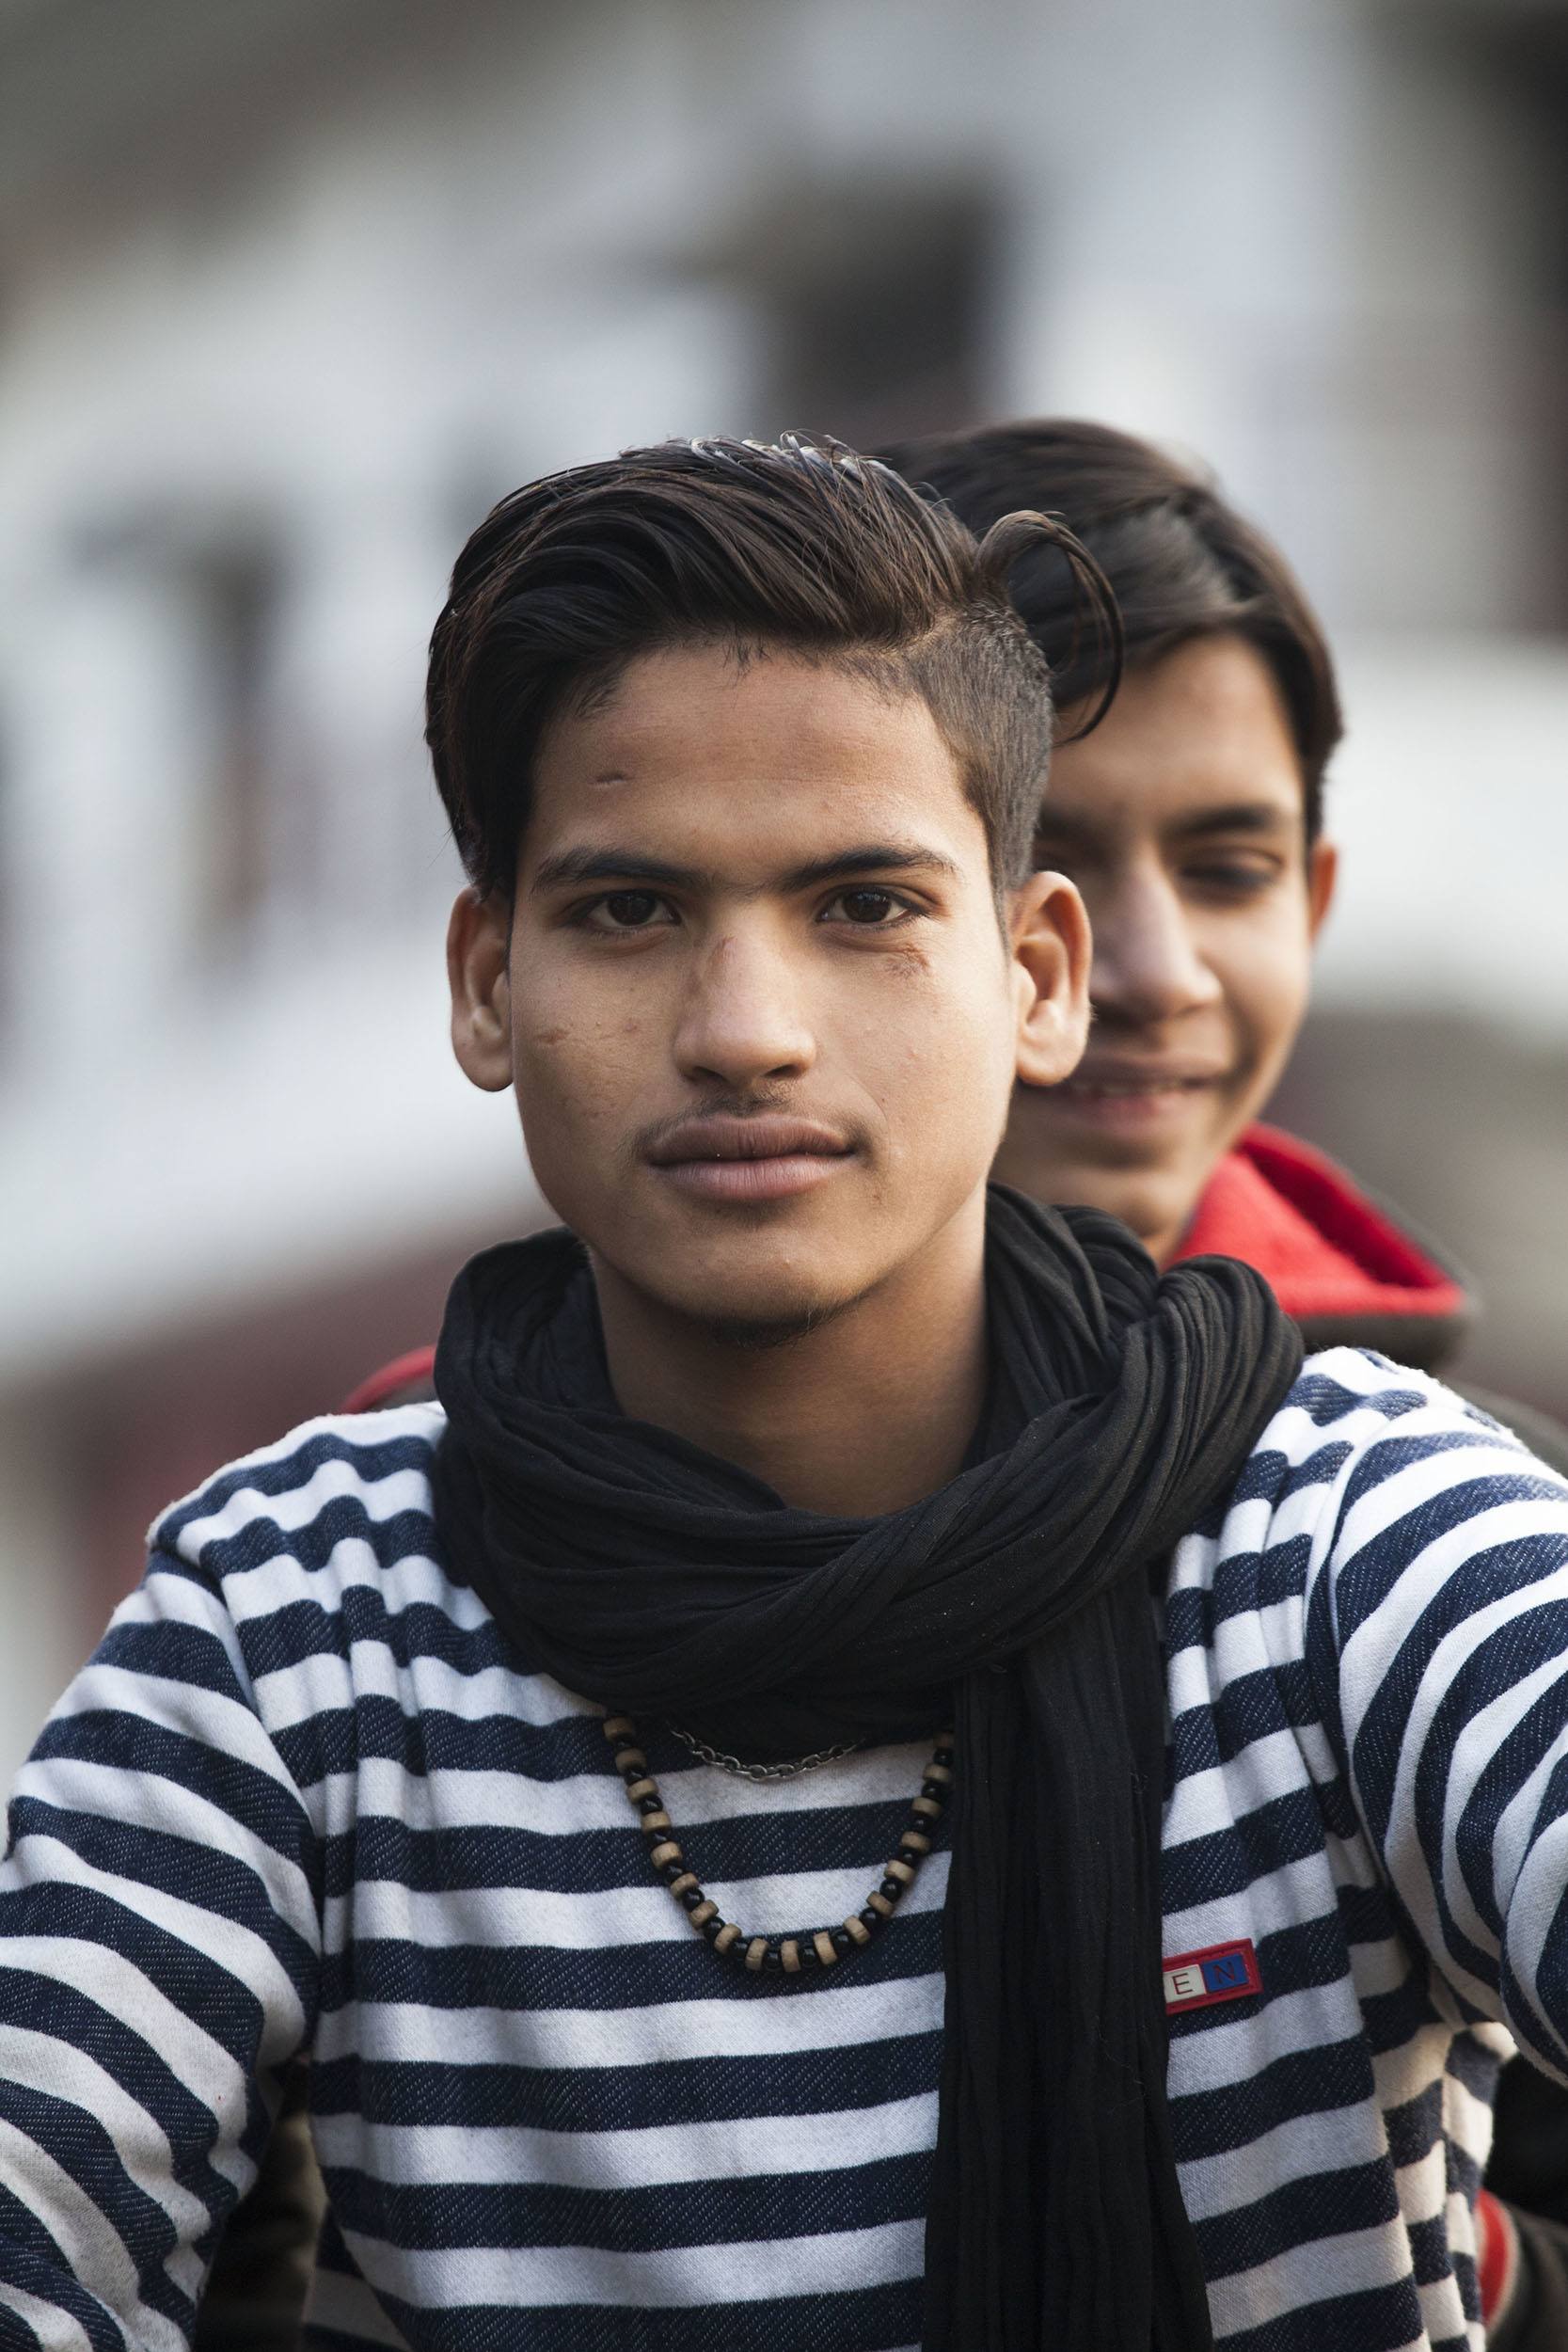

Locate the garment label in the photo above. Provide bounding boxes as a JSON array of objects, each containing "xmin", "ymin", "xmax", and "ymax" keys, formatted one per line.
[{"xmin": 1162, "ymin": 1938, "xmax": 1261, "ymax": 2013}]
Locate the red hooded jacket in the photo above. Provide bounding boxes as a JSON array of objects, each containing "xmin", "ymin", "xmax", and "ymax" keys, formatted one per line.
[{"xmin": 1174, "ymin": 1123, "xmax": 1469, "ymax": 1366}]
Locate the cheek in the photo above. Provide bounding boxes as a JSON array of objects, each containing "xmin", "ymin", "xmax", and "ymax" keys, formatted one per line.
[
  {"xmin": 510, "ymin": 961, "xmax": 658, "ymax": 1153},
  {"xmin": 848, "ymin": 956, "xmax": 1015, "ymax": 1154},
  {"xmin": 1212, "ymin": 922, "xmax": 1313, "ymax": 1076}
]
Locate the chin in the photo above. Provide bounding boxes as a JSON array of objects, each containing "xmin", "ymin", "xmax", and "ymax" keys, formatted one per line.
[
  {"xmin": 1071, "ymin": 1166, "xmax": 1175, "ymax": 1236},
  {"xmin": 643, "ymin": 1240, "xmax": 882, "ymax": 1345},
  {"xmin": 695, "ymin": 1304, "xmax": 852, "ymax": 1352},
  {"xmin": 1000, "ymin": 1154, "xmax": 1176, "ymax": 1251},
  {"xmin": 657, "ymin": 1269, "xmax": 861, "ymax": 1349}
]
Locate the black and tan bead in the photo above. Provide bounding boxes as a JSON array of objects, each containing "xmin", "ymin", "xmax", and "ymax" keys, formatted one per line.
[{"xmin": 602, "ymin": 1713, "xmax": 954, "ymax": 1979}]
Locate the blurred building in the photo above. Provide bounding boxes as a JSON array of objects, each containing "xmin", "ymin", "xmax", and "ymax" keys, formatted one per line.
[{"xmin": 0, "ymin": 0, "xmax": 1564, "ymax": 1776}]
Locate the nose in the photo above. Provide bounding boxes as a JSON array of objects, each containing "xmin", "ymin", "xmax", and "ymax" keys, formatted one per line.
[
  {"xmin": 1088, "ymin": 866, "xmax": 1222, "ymax": 1028},
  {"xmin": 672, "ymin": 928, "xmax": 816, "ymax": 1091}
]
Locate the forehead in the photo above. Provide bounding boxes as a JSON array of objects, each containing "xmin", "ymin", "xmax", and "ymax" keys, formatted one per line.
[
  {"xmin": 524, "ymin": 642, "xmax": 989, "ymax": 873},
  {"xmin": 1044, "ymin": 635, "xmax": 1306, "ymax": 839}
]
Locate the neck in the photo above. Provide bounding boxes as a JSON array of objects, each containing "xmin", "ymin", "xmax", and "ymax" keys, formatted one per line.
[{"xmin": 592, "ymin": 1201, "xmax": 990, "ymax": 1518}]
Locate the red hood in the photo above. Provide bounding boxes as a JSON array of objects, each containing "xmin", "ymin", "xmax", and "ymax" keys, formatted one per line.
[
  {"xmin": 341, "ymin": 1344, "xmax": 437, "ymax": 1416},
  {"xmin": 1174, "ymin": 1123, "xmax": 1467, "ymax": 1328}
]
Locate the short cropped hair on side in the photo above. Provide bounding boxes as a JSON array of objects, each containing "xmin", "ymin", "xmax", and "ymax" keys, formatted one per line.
[
  {"xmin": 426, "ymin": 434, "xmax": 1119, "ymax": 900},
  {"xmin": 879, "ymin": 420, "xmax": 1341, "ymax": 842}
]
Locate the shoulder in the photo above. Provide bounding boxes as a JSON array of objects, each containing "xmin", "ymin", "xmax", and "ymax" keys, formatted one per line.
[
  {"xmin": 1228, "ymin": 1345, "xmax": 1568, "ymax": 1607},
  {"xmin": 150, "ymin": 1403, "xmax": 449, "ymax": 1588},
  {"xmin": 1171, "ymin": 1345, "xmax": 1568, "ymax": 1661},
  {"xmin": 1449, "ymin": 1378, "xmax": 1568, "ymax": 1481},
  {"xmin": 1257, "ymin": 1344, "xmax": 1560, "ymax": 1486},
  {"xmin": 1194, "ymin": 1344, "xmax": 1565, "ymax": 1568}
]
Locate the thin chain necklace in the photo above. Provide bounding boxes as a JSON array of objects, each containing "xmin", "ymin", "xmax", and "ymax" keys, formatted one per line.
[
  {"xmin": 663, "ymin": 1721, "xmax": 861, "ymax": 1782},
  {"xmin": 604, "ymin": 1711, "xmax": 954, "ymax": 1977}
]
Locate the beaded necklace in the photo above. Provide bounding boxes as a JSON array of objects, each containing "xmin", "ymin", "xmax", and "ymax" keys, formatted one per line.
[{"xmin": 603, "ymin": 1712, "xmax": 954, "ymax": 1977}]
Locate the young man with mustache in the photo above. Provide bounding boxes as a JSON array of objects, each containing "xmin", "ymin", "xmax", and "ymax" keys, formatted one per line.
[{"xmin": 3, "ymin": 435, "xmax": 1568, "ymax": 2352}]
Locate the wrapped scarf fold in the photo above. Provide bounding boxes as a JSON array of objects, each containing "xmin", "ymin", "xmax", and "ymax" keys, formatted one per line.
[{"xmin": 432, "ymin": 1184, "xmax": 1303, "ymax": 2351}]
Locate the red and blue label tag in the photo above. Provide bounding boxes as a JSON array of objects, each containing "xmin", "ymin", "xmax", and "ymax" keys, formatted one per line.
[{"xmin": 1163, "ymin": 1938, "xmax": 1261, "ymax": 2014}]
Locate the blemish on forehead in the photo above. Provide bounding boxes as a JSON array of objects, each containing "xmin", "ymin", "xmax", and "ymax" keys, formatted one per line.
[{"xmin": 583, "ymin": 769, "xmax": 641, "ymax": 805}]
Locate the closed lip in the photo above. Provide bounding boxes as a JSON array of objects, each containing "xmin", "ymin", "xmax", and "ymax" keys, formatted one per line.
[{"xmin": 644, "ymin": 1115, "xmax": 854, "ymax": 1167}]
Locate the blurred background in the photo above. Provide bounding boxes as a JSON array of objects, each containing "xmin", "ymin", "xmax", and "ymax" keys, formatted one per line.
[{"xmin": 0, "ymin": 0, "xmax": 1565, "ymax": 1778}]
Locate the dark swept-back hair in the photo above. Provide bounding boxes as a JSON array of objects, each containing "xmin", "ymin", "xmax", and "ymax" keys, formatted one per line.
[
  {"xmin": 427, "ymin": 433, "xmax": 1119, "ymax": 898},
  {"xmin": 879, "ymin": 419, "xmax": 1342, "ymax": 839}
]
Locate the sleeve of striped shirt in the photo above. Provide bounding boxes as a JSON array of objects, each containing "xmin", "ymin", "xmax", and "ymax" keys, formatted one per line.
[
  {"xmin": 1310, "ymin": 1363, "xmax": 1568, "ymax": 2081},
  {"xmin": 0, "ymin": 1540, "xmax": 322, "ymax": 2347}
]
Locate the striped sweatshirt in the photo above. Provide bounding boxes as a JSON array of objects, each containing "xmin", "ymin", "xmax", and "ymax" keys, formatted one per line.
[{"xmin": 1, "ymin": 1345, "xmax": 1567, "ymax": 2351}]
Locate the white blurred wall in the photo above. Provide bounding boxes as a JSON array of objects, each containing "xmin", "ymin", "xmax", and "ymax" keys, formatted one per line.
[
  {"xmin": 1320, "ymin": 639, "xmax": 1568, "ymax": 1036},
  {"xmin": 0, "ymin": 0, "xmax": 1563, "ymax": 1780}
]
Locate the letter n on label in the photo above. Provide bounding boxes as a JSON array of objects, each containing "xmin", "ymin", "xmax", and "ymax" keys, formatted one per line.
[{"xmin": 1162, "ymin": 1938, "xmax": 1261, "ymax": 2014}]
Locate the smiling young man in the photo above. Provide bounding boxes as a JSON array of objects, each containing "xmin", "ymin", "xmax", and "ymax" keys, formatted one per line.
[
  {"xmin": 879, "ymin": 421, "xmax": 1339, "ymax": 1274},
  {"xmin": 1002, "ymin": 632, "xmax": 1335, "ymax": 1259},
  {"xmin": 883, "ymin": 424, "xmax": 1568, "ymax": 1489},
  {"xmin": 2, "ymin": 437, "xmax": 1568, "ymax": 2352},
  {"xmin": 881, "ymin": 414, "xmax": 1568, "ymax": 2344},
  {"xmin": 878, "ymin": 421, "xmax": 1566, "ymax": 1422}
]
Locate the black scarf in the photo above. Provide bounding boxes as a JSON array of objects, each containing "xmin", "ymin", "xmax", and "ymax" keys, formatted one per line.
[{"xmin": 432, "ymin": 1185, "xmax": 1302, "ymax": 2351}]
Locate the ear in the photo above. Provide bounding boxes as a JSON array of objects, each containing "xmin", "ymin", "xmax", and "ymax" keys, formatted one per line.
[
  {"xmin": 1307, "ymin": 837, "xmax": 1338, "ymax": 942},
  {"xmin": 448, "ymin": 887, "xmax": 515, "ymax": 1093},
  {"xmin": 1009, "ymin": 869, "xmax": 1091, "ymax": 1089}
]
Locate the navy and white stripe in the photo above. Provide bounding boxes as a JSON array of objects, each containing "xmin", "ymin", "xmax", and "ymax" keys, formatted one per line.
[{"xmin": 0, "ymin": 1346, "xmax": 1565, "ymax": 2349}]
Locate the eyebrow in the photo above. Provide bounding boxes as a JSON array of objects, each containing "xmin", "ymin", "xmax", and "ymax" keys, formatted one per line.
[
  {"xmin": 1170, "ymin": 802, "xmax": 1296, "ymax": 841},
  {"xmin": 1036, "ymin": 800, "xmax": 1295, "ymax": 847},
  {"xmin": 529, "ymin": 841, "xmax": 965, "ymax": 896}
]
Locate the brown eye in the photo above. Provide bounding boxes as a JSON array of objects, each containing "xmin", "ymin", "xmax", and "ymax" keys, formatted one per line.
[
  {"xmin": 596, "ymin": 891, "xmax": 668, "ymax": 928},
  {"xmin": 833, "ymin": 888, "xmax": 899, "ymax": 926},
  {"xmin": 1184, "ymin": 861, "xmax": 1280, "ymax": 898}
]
